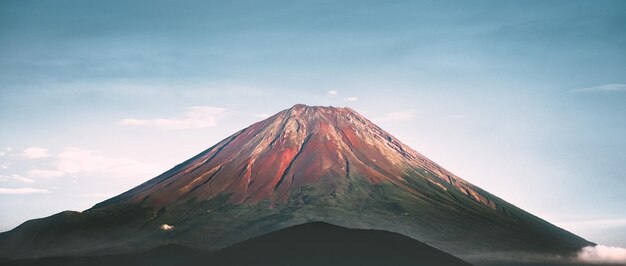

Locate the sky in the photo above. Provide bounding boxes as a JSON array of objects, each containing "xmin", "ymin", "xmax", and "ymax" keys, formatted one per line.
[{"xmin": 0, "ymin": 0, "xmax": 625, "ymax": 248}]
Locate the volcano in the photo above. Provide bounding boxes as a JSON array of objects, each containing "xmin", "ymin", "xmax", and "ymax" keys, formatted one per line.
[{"xmin": 0, "ymin": 104, "xmax": 591, "ymax": 265}]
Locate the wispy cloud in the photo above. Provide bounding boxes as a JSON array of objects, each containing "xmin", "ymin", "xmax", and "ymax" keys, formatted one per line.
[
  {"xmin": 570, "ymin": 83, "xmax": 626, "ymax": 93},
  {"xmin": 0, "ymin": 188, "xmax": 50, "ymax": 194},
  {"xmin": 343, "ymin": 97, "xmax": 358, "ymax": 102},
  {"xmin": 373, "ymin": 110, "xmax": 418, "ymax": 122},
  {"xmin": 56, "ymin": 148, "xmax": 158, "ymax": 178},
  {"xmin": 578, "ymin": 245, "xmax": 626, "ymax": 264},
  {"xmin": 0, "ymin": 147, "xmax": 13, "ymax": 157},
  {"xmin": 119, "ymin": 106, "xmax": 228, "ymax": 130},
  {"xmin": 28, "ymin": 148, "xmax": 159, "ymax": 179},
  {"xmin": 27, "ymin": 169, "xmax": 65, "ymax": 178},
  {"xmin": 21, "ymin": 147, "xmax": 50, "ymax": 159},
  {"xmin": 0, "ymin": 163, "xmax": 8, "ymax": 169},
  {"xmin": 327, "ymin": 90, "xmax": 338, "ymax": 97},
  {"xmin": 3, "ymin": 174, "xmax": 35, "ymax": 184}
]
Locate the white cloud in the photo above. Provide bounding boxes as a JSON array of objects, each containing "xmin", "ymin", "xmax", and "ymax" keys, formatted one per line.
[
  {"xmin": 0, "ymin": 147, "xmax": 12, "ymax": 157},
  {"xmin": 255, "ymin": 113, "xmax": 270, "ymax": 119},
  {"xmin": 27, "ymin": 169, "xmax": 65, "ymax": 178},
  {"xmin": 54, "ymin": 148, "xmax": 159, "ymax": 178},
  {"xmin": 343, "ymin": 97, "xmax": 358, "ymax": 102},
  {"xmin": 8, "ymin": 175, "xmax": 35, "ymax": 184},
  {"xmin": 27, "ymin": 148, "xmax": 159, "ymax": 179},
  {"xmin": 21, "ymin": 147, "xmax": 50, "ymax": 159},
  {"xmin": 327, "ymin": 90, "xmax": 338, "ymax": 97},
  {"xmin": 0, "ymin": 174, "xmax": 28, "ymax": 183},
  {"xmin": 373, "ymin": 110, "xmax": 418, "ymax": 122},
  {"xmin": 578, "ymin": 245, "xmax": 626, "ymax": 264},
  {"xmin": 0, "ymin": 163, "xmax": 8, "ymax": 169},
  {"xmin": 570, "ymin": 83, "xmax": 626, "ymax": 93},
  {"xmin": 0, "ymin": 188, "xmax": 50, "ymax": 194},
  {"xmin": 119, "ymin": 106, "xmax": 228, "ymax": 130}
]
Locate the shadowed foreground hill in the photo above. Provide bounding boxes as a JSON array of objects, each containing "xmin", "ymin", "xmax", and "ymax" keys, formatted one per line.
[{"xmin": 1, "ymin": 222, "xmax": 472, "ymax": 266}]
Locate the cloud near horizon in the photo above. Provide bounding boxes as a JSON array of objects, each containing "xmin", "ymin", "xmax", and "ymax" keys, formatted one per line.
[
  {"xmin": 327, "ymin": 90, "xmax": 338, "ymax": 97},
  {"xmin": 21, "ymin": 147, "xmax": 50, "ymax": 159},
  {"xmin": 119, "ymin": 106, "xmax": 228, "ymax": 130},
  {"xmin": 570, "ymin": 83, "xmax": 626, "ymax": 93},
  {"xmin": 10, "ymin": 175, "xmax": 34, "ymax": 184},
  {"xmin": 27, "ymin": 169, "xmax": 65, "ymax": 178},
  {"xmin": 343, "ymin": 97, "xmax": 358, "ymax": 102},
  {"xmin": 27, "ymin": 148, "xmax": 160, "ymax": 179},
  {"xmin": 0, "ymin": 147, "xmax": 13, "ymax": 158},
  {"xmin": 0, "ymin": 174, "xmax": 34, "ymax": 184},
  {"xmin": 578, "ymin": 245, "xmax": 626, "ymax": 264},
  {"xmin": 0, "ymin": 188, "xmax": 50, "ymax": 194},
  {"xmin": 55, "ymin": 148, "xmax": 159, "ymax": 178}
]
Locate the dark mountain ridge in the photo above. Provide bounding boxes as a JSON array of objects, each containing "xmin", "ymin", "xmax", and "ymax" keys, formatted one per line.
[{"xmin": 0, "ymin": 222, "xmax": 473, "ymax": 266}]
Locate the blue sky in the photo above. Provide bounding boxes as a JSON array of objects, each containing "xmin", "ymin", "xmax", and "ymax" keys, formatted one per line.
[{"xmin": 1, "ymin": 0, "xmax": 625, "ymax": 247}]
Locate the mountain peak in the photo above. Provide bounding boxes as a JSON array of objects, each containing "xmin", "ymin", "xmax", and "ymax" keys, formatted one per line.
[
  {"xmin": 281, "ymin": 104, "xmax": 357, "ymax": 120},
  {"xmin": 288, "ymin": 103, "xmax": 347, "ymax": 110},
  {"xmin": 96, "ymin": 105, "xmax": 496, "ymax": 210}
]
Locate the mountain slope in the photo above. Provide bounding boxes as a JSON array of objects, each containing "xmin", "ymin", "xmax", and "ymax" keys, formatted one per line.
[{"xmin": 0, "ymin": 104, "xmax": 592, "ymax": 265}]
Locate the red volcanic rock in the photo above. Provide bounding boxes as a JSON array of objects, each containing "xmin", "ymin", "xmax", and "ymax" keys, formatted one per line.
[{"xmin": 106, "ymin": 104, "xmax": 495, "ymax": 209}]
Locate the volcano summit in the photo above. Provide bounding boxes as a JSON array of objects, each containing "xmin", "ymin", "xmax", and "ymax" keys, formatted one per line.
[{"xmin": 0, "ymin": 104, "xmax": 591, "ymax": 265}]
